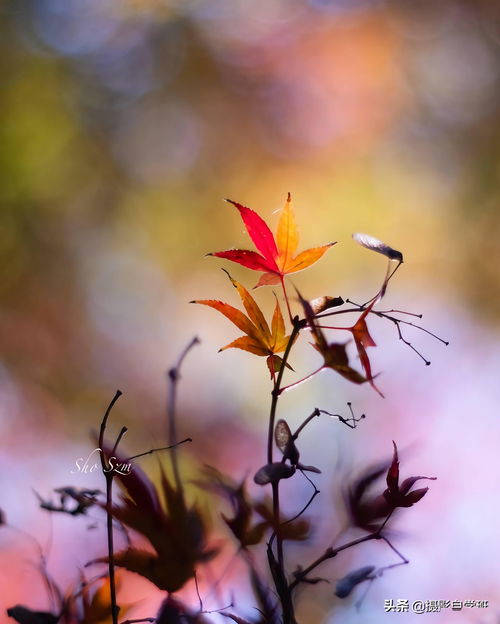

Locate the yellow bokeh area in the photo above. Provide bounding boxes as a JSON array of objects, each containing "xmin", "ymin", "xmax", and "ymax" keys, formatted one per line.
[{"xmin": 1, "ymin": 1, "xmax": 500, "ymax": 622}]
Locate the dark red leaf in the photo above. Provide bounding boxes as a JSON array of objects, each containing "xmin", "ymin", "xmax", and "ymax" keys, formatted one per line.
[
  {"xmin": 399, "ymin": 475, "xmax": 437, "ymax": 496},
  {"xmin": 401, "ymin": 487, "xmax": 430, "ymax": 506},
  {"xmin": 386, "ymin": 441, "xmax": 400, "ymax": 494}
]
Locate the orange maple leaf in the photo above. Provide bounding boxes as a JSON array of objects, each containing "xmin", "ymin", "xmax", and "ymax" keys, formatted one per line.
[
  {"xmin": 192, "ymin": 273, "xmax": 292, "ymax": 377},
  {"xmin": 209, "ymin": 194, "xmax": 335, "ymax": 289}
]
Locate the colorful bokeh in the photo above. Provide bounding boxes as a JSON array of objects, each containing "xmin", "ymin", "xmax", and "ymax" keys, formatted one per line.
[{"xmin": 1, "ymin": 1, "xmax": 500, "ymax": 622}]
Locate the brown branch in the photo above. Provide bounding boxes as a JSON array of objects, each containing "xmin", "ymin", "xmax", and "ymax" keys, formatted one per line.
[
  {"xmin": 98, "ymin": 390, "xmax": 123, "ymax": 624},
  {"xmin": 289, "ymin": 510, "xmax": 397, "ymax": 591},
  {"xmin": 167, "ymin": 337, "xmax": 200, "ymax": 492},
  {"xmin": 266, "ymin": 317, "xmax": 302, "ymax": 624},
  {"xmin": 125, "ymin": 438, "xmax": 192, "ymax": 462}
]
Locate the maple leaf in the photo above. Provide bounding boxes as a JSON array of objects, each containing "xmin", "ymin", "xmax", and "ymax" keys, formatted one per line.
[
  {"xmin": 192, "ymin": 272, "xmax": 293, "ymax": 378},
  {"xmin": 298, "ymin": 292, "xmax": 368, "ymax": 387},
  {"xmin": 322, "ymin": 300, "xmax": 383, "ymax": 397},
  {"xmin": 350, "ymin": 302, "xmax": 382, "ymax": 396},
  {"xmin": 346, "ymin": 443, "xmax": 436, "ymax": 532},
  {"xmin": 383, "ymin": 441, "xmax": 436, "ymax": 509},
  {"xmin": 345, "ymin": 461, "xmax": 393, "ymax": 532},
  {"xmin": 209, "ymin": 194, "xmax": 335, "ymax": 288},
  {"xmin": 90, "ymin": 444, "xmax": 216, "ymax": 593},
  {"xmin": 196, "ymin": 467, "xmax": 269, "ymax": 549}
]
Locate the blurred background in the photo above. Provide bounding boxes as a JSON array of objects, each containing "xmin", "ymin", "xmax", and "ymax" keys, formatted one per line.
[{"xmin": 1, "ymin": 0, "xmax": 500, "ymax": 622}]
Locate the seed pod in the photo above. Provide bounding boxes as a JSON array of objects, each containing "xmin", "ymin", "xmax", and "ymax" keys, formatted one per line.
[{"xmin": 335, "ymin": 565, "xmax": 376, "ymax": 598}]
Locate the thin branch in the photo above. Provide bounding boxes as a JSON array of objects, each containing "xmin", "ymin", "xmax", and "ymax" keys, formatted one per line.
[
  {"xmin": 290, "ymin": 533, "xmax": 378, "ymax": 591},
  {"xmin": 289, "ymin": 508, "xmax": 395, "ymax": 591},
  {"xmin": 292, "ymin": 408, "xmax": 321, "ymax": 440},
  {"xmin": 379, "ymin": 535, "xmax": 409, "ymax": 566},
  {"xmin": 375, "ymin": 308, "xmax": 423, "ymax": 318},
  {"xmin": 267, "ymin": 317, "xmax": 302, "ymax": 624},
  {"xmin": 278, "ymin": 469, "xmax": 320, "ymax": 531},
  {"xmin": 202, "ymin": 602, "xmax": 234, "ymax": 614},
  {"xmin": 98, "ymin": 390, "xmax": 123, "ymax": 624},
  {"xmin": 194, "ymin": 571, "xmax": 203, "ymax": 612},
  {"xmin": 167, "ymin": 337, "xmax": 200, "ymax": 492},
  {"xmin": 382, "ymin": 314, "xmax": 449, "ymax": 345},
  {"xmin": 314, "ymin": 307, "xmax": 371, "ymax": 320},
  {"xmin": 344, "ymin": 298, "xmax": 448, "ymax": 365},
  {"xmin": 278, "ymin": 366, "xmax": 325, "ymax": 395},
  {"xmin": 388, "ymin": 316, "xmax": 431, "ymax": 365},
  {"xmin": 112, "ymin": 427, "xmax": 128, "ymax": 457},
  {"xmin": 126, "ymin": 438, "xmax": 192, "ymax": 462},
  {"xmin": 318, "ymin": 403, "xmax": 365, "ymax": 429},
  {"xmin": 98, "ymin": 391, "xmax": 122, "ymax": 470},
  {"xmin": 120, "ymin": 619, "xmax": 156, "ymax": 624},
  {"xmin": 354, "ymin": 537, "xmax": 409, "ymax": 609},
  {"xmin": 268, "ymin": 319, "xmax": 301, "ymax": 463}
]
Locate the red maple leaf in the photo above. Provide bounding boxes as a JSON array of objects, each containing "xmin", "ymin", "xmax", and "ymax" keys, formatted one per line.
[
  {"xmin": 209, "ymin": 194, "xmax": 335, "ymax": 289},
  {"xmin": 383, "ymin": 441, "xmax": 436, "ymax": 509}
]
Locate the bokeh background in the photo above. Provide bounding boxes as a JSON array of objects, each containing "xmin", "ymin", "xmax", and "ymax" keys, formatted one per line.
[{"xmin": 1, "ymin": 0, "xmax": 500, "ymax": 622}]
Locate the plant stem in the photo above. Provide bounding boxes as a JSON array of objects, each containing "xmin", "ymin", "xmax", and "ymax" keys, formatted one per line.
[
  {"xmin": 105, "ymin": 474, "xmax": 118, "ymax": 624},
  {"xmin": 167, "ymin": 337, "xmax": 200, "ymax": 492},
  {"xmin": 125, "ymin": 438, "xmax": 192, "ymax": 462},
  {"xmin": 289, "ymin": 533, "xmax": 378, "ymax": 590},
  {"xmin": 268, "ymin": 320, "xmax": 301, "ymax": 463},
  {"xmin": 289, "ymin": 511, "xmax": 397, "ymax": 591},
  {"xmin": 266, "ymin": 319, "xmax": 301, "ymax": 624},
  {"xmin": 98, "ymin": 390, "xmax": 123, "ymax": 624},
  {"xmin": 292, "ymin": 408, "xmax": 321, "ymax": 439},
  {"xmin": 278, "ymin": 366, "xmax": 325, "ymax": 395}
]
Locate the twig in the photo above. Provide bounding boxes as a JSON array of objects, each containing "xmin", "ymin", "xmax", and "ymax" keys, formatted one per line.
[
  {"xmin": 268, "ymin": 319, "xmax": 302, "ymax": 463},
  {"xmin": 379, "ymin": 535, "xmax": 409, "ymax": 566},
  {"xmin": 194, "ymin": 571, "xmax": 203, "ymax": 612},
  {"xmin": 120, "ymin": 619, "xmax": 156, "ymax": 624},
  {"xmin": 267, "ymin": 317, "xmax": 302, "ymax": 624},
  {"xmin": 98, "ymin": 390, "xmax": 123, "ymax": 624},
  {"xmin": 340, "ymin": 298, "xmax": 448, "ymax": 365},
  {"xmin": 112, "ymin": 427, "xmax": 128, "ymax": 456},
  {"xmin": 289, "ymin": 509, "xmax": 396, "ymax": 591},
  {"xmin": 354, "ymin": 535, "xmax": 410, "ymax": 610},
  {"xmin": 278, "ymin": 366, "xmax": 325, "ymax": 395},
  {"xmin": 318, "ymin": 403, "xmax": 365, "ymax": 429},
  {"xmin": 202, "ymin": 602, "xmax": 234, "ymax": 615},
  {"xmin": 279, "ymin": 470, "xmax": 320, "ymax": 530},
  {"xmin": 289, "ymin": 533, "xmax": 379, "ymax": 591},
  {"xmin": 126, "ymin": 438, "xmax": 192, "ymax": 462},
  {"xmin": 292, "ymin": 408, "xmax": 321, "ymax": 439},
  {"xmin": 167, "ymin": 337, "xmax": 200, "ymax": 492}
]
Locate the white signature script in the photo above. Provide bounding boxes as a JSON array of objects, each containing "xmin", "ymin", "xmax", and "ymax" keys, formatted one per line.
[{"xmin": 71, "ymin": 448, "xmax": 132, "ymax": 476}]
